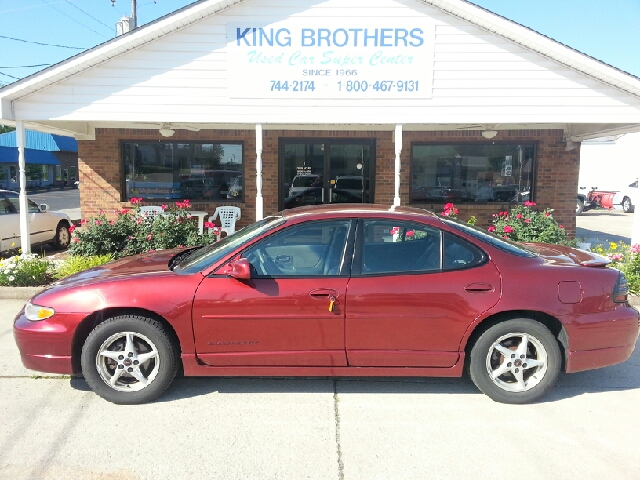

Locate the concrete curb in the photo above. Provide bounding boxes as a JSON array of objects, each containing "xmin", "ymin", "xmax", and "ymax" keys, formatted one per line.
[{"xmin": 0, "ymin": 286, "xmax": 45, "ymax": 300}]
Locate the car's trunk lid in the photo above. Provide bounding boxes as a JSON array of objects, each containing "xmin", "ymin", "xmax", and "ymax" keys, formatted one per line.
[{"xmin": 521, "ymin": 242, "xmax": 611, "ymax": 267}]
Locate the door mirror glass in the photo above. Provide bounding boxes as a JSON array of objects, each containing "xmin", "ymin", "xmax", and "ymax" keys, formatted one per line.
[{"xmin": 38, "ymin": 203, "xmax": 48, "ymax": 213}]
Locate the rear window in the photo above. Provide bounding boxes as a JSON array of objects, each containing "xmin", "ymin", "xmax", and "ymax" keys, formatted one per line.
[{"xmin": 441, "ymin": 217, "xmax": 536, "ymax": 258}]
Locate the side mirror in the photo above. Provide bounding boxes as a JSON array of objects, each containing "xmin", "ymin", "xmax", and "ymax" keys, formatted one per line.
[
  {"xmin": 218, "ymin": 258, "xmax": 251, "ymax": 280},
  {"xmin": 38, "ymin": 204, "xmax": 48, "ymax": 212}
]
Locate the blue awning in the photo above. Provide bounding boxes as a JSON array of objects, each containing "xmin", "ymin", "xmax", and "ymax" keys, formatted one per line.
[{"xmin": 0, "ymin": 147, "xmax": 60, "ymax": 165}]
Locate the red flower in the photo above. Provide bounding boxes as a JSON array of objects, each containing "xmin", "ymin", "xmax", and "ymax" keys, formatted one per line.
[
  {"xmin": 161, "ymin": 204, "xmax": 167, "ymax": 211},
  {"xmin": 130, "ymin": 197, "xmax": 143, "ymax": 205},
  {"xmin": 524, "ymin": 201, "xmax": 537, "ymax": 207},
  {"xmin": 503, "ymin": 225, "xmax": 514, "ymax": 233},
  {"xmin": 406, "ymin": 230, "xmax": 415, "ymax": 237},
  {"xmin": 68, "ymin": 225, "xmax": 76, "ymax": 233},
  {"xmin": 120, "ymin": 209, "xmax": 130, "ymax": 215},
  {"xmin": 559, "ymin": 224, "xmax": 564, "ymax": 229},
  {"xmin": 516, "ymin": 214, "xmax": 523, "ymax": 219},
  {"xmin": 488, "ymin": 226, "xmax": 496, "ymax": 232},
  {"xmin": 204, "ymin": 221, "xmax": 216, "ymax": 229},
  {"xmin": 524, "ymin": 219, "xmax": 531, "ymax": 223},
  {"xmin": 390, "ymin": 227, "xmax": 400, "ymax": 235},
  {"xmin": 545, "ymin": 212, "xmax": 550, "ymax": 217},
  {"xmin": 444, "ymin": 203, "xmax": 454, "ymax": 210}
]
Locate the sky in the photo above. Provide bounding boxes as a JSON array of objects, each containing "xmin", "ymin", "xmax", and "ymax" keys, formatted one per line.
[{"xmin": 0, "ymin": 0, "xmax": 639, "ymax": 84}]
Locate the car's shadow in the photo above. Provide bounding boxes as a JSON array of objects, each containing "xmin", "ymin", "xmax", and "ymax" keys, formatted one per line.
[
  {"xmin": 575, "ymin": 227, "xmax": 630, "ymax": 245},
  {"xmin": 69, "ymin": 347, "xmax": 640, "ymax": 404}
]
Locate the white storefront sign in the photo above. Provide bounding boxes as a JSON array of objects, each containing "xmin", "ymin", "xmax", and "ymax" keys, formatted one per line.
[{"xmin": 227, "ymin": 22, "xmax": 434, "ymax": 99}]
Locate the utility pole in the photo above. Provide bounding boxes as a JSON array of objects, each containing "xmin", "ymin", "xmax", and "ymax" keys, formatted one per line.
[{"xmin": 111, "ymin": 0, "xmax": 145, "ymax": 29}]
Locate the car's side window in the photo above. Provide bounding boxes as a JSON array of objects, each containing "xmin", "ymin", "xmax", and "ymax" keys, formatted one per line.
[
  {"xmin": 0, "ymin": 195, "xmax": 15, "ymax": 215},
  {"xmin": 4, "ymin": 193, "xmax": 39, "ymax": 214},
  {"xmin": 443, "ymin": 232, "xmax": 486, "ymax": 270},
  {"xmin": 243, "ymin": 220, "xmax": 352, "ymax": 277},
  {"xmin": 361, "ymin": 220, "xmax": 441, "ymax": 274}
]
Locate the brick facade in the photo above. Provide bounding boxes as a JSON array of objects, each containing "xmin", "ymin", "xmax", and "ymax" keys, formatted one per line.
[{"xmin": 78, "ymin": 128, "xmax": 578, "ymax": 236}]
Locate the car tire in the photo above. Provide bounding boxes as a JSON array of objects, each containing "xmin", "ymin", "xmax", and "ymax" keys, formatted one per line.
[
  {"xmin": 622, "ymin": 196, "xmax": 634, "ymax": 213},
  {"xmin": 81, "ymin": 315, "xmax": 179, "ymax": 404},
  {"xmin": 51, "ymin": 222, "xmax": 71, "ymax": 250},
  {"xmin": 469, "ymin": 319, "xmax": 561, "ymax": 404},
  {"xmin": 576, "ymin": 199, "xmax": 584, "ymax": 215}
]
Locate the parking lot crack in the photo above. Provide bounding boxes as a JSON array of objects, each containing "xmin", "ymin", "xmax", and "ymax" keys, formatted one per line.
[{"xmin": 333, "ymin": 380, "xmax": 345, "ymax": 480}]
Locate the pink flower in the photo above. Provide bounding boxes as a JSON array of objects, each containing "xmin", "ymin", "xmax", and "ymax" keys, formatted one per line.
[
  {"xmin": 95, "ymin": 220, "xmax": 102, "ymax": 226},
  {"xmin": 516, "ymin": 214, "xmax": 523, "ymax": 219},
  {"xmin": 503, "ymin": 235, "xmax": 508, "ymax": 239},
  {"xmin": 524, "ymin": 201, "xmax": 537, "ymax": 207},
  {"xmin": 120, "ymin": 209, "xmax": 130, "ymax": 215},
  {"xmin": 503, "ymin": 225, "xmax": 514, "ymax": 233},
  {"xmin": 148, "ymin": 249, "xmax": 155, "ymax": 253},
  {"xmin": 129, "ymin": 236, "xmax": 133, "ymax": 240},
  {"xmin": 109, "ymin": 220, "xmax": 115, "ymax": 225},
  {"xmin": 631, "ymin": 244, "xmax": 640, "ymax": 254},
  {"xmin": 73, "ymin": 238, "xmax": 80, "ymax": 243},
  {"xmin": 559, "ymin": 224, "xmax": 564, "ymax": 229},
  {"xmin": 146, "ymin": 234, "xmax": 152, "ymax": 241},
  {"xmin": 545, "ymin": 212, "xmax": 550, "ymax": 217},
  {"xmin": 524, "ymin": 219, "xmax": 531, "ymax": 223},
  {"xmin": 406, "ymin": 230, "xmax": 415, "ymax": 237},
  {"xmin": 444, "ymin": 203, "xmax": 454, "ymax": 210},
  {"xmin": 80, "ymin": 219, "xmax": 87, "ymax": 225},
  {"xmin": 130, "ymin": 197, "xmax": 143, "ymax": 205},
  {"xmin": 390, "ymin": 227, "xmax": 400, "ymax": 235},
  {"xmin": 161, "ymin": 204, "xmax": 167, "ymax": 211},
  {"xmin": 204, "ymin": 221, "xmax": 216, "ymax": 229},
  {"xmin": 178, "ymin": 245, "xmax": 184, "ymax": 249},
  {"xmin": 488, "ymin": 226, "xmax": 496, "ymax": 232},
  {"xmin": 68, "ymin": 225, "xmax": 76, "ymax": 233}
]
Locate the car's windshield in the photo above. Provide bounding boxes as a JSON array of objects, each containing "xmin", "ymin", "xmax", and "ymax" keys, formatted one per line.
[
  {"xmin": 173, "ymin": 215, "xmax": 286, "ymax": 274},
  {"xmin": 440, "ymin": 216, "xmax": 537, "ymax": 258}
]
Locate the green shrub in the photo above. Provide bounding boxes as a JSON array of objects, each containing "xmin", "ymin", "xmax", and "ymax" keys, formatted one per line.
[
  {"xmin": 488, "ymin": 201, "xmax": 575, "ymax": 246},
  {"xmin": 590, "ymin": 241, "xmax": 640, "ymax": 294},
  {"xmin": 69, "ymin": 199, "xmax": 219, "ymax": 258},
  {"xmin": 53, "ymin": 254, "xmax": 113, "ymax": 280},
  {"xmin": 0, "ymin": 253, "xmax": 51, "ymax": 286}
]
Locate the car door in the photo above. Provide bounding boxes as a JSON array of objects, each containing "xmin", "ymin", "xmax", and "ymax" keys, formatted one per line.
[
  {"xmin": 192, "ymin": 218, "xmax": 355, "ymax": 366},
  {"xmin": 0, "ymin": 193, "xmax": 19, "ymax": 252},
  {"xmin": 345, "ymin": 219, "xmax": 501, "ymax": 368},
  {"xmin": 4, "ymin": 192, "xmax": 54, "ymax": 245}
]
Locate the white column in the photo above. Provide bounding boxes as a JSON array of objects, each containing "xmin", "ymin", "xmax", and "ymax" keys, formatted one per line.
[
  {"xmin": 16, "ymin": 120, "xmax": 31, "ymax": 254},
  {"xmin": 394, "ymin": 124, "xmax": 403, "ymax": 207},
  {"xmin": 632, "ymin": 159, "xmax": 640, "ymax": 246},
  {"xmin": 255, "ymin": 124, "xmax": 264, "ymax": 221}
]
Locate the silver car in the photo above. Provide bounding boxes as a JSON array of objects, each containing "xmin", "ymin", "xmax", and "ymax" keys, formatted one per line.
[{"xmin": 0, "ymin": 190, "xmax": 72, "ymax": 253}]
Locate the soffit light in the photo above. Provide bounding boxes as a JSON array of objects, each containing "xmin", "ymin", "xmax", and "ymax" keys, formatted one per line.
[
  {"xmin": 481, "ymin": 130, "xmax": 498, "ymax": 139},
  {"xmin": 158, "ymin": 124, "xmax": 175, "ymax": 137}
]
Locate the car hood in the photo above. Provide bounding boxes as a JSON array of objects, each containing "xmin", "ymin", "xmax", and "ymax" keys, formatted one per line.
[
  {"xmin": 522, "ymin": 242, "xmax": 611, "ymax": 267},
  {"xmin": 48, "ymin": 210, "xmax": 71, "ymax": 221},
  {"xmin": 48, "ymin": 249, "xmax": 182, "ymax": 290}
]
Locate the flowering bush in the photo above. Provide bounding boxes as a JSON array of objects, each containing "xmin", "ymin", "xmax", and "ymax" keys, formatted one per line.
[
  {"xmin": 590, "ymin": 241, "xmax": 640, "ymax": 294},
  {"xmin": 69, "ymin": 199, "xmax": 220, "ymax": 258},
  {"xmin": 440, "ymin": 203, "xmax": 476, "ymax": 225},
  {"xmin": 0, "ymin": 253, "xmax": 51, "ymax": 286},
  {"xmin": 489, "ymin": 201, "xmax": 575, "ymax": 246}
]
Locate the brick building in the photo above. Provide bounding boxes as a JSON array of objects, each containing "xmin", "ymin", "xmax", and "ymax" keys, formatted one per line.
[{"xmin": 1, "ymin": 0, "xmax": 639, "ymax": 238}]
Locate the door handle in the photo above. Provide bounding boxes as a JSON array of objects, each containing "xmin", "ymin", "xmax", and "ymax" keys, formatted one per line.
[
  {"xmin": 464, "ymin": 283, "xmax": 495, "ymax": 293},
  {"xmin": 309, "ymin": 288, "xmax": 339, "ymax": 299}
]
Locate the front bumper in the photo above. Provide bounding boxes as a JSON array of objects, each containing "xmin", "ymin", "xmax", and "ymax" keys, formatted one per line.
[{"xmin": 13, "ymin": 308, "xmax": 85, "ymax": 375}]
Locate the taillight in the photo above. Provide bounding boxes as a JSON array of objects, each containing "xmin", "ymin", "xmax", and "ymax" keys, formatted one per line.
[{"xmin": 613, "ymin": 272, "xmax": 629, "ymax": 303}]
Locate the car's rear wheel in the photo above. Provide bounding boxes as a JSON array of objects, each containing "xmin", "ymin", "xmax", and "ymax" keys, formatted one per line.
[
  {"xmin": 51, "ymin": 222, "xmax": 71, "ymax": 250},
  {"xmin": 622, "ymin": 196, "xmax": 634, "ymax": 213},
  {"xmin": 81, "ymin": 315, "xmax": 179, "ymax": 404},
  {"xmin": 469, "ymin": 319, "xmax": 561, "ymax": 404}
]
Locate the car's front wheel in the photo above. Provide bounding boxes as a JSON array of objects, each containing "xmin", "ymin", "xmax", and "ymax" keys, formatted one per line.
[
  {"xmin": 51, "ymin": 222, "xmax": 71, "ymax": 250},
  {"xmin": 622, "ymin": 196, "xmax": 634, "ymax": 213},
  {"xmin": 81, "ymin": 315, "xmax": 179, "ymax": 404},
  {"xmin": 469, "ymin": 319, "xmax": 561, "ymax": 404}
]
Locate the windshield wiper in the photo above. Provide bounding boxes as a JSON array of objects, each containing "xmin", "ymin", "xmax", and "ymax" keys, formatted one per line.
[{"xmin": 169, "ymin": 246, "xmax": 204, "ymax": 270}]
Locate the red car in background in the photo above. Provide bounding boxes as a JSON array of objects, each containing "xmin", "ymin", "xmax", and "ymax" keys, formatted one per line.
[{"xmin": 14, "ymin": 205, "xmax": 639, "ymax": 404}]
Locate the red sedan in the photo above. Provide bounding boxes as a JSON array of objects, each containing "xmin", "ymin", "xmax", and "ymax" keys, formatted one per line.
[{"xmin": 14, "ymin": 205, "xmax": 639, "ymax": 404}]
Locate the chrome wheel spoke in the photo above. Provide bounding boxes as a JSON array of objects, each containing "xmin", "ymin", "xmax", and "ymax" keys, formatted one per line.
[
  {"xmin": 512, "ymin": 367, "xmax": 526, "ymax": 390},
  {"xmin": 523, "ymin": 358, "xmax": 544, "ymax": 370},
  {"xmin": 137, "ymin": 349, "xmax": 158, "ymax": 364},
  {"xmin": 516, "ymin": 334, "xmax": 529, "ymax": 357},
  {"xmin": 124, "ymin": 333, "xmax": 136, "ymax": 355},
  {"xmin": 99, "ymin": 350, "xmax": 122, "ymax": 360},
  {"xmin": 491, "ymin": 362, "xmax": 510, "ymax": 379},
  {"xmin": 110, "ymin": 367, "xmax": 125, "ymax": 386},
  {"xmin": 130, "ymin": 368, "xmax": 148, "ymax": 386},
  {"xmin": 493, "ymin": 343, "xmax": 513, "ymax": 358}
]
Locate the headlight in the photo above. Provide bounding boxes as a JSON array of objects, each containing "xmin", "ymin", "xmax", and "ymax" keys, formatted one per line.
[{"xmin": 25, "ymin": 302, "xmax": 55, "ymax": 321}]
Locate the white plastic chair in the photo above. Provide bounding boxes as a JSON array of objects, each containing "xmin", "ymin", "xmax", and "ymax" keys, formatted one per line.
[
  {"xmin": 139, "ymin": 206, "xmax": 163, "ymax": 217},
  {"xmin": 209, "ymin": 206, "xmax": 241, "ymax": 237}
]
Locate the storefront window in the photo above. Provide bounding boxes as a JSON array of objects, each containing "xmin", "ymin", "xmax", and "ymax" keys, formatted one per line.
[
  {"xmin": 122, "ymin": 142, "xmax": 243, "ymax": 201},
  {"xmin": 55, "ymin": 165, "xmax": 62, "ymax": 181},
  {"xmin": 410, "ymin": 144, "xmax": 535, "ymax": 204}
]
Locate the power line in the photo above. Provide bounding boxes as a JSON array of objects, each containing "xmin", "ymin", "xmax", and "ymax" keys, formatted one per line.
[
  {"xmin": 0, "ymin": 34, "xmax": 85, "ymax": 50},
  {"xmin": 0, "ymin": 71, "xmax": 20, "ymax": 80},
  {"xmin": 40, "ymin": 0, "xmax": 109, "ymax": 38},
  {"xmin": 63, "ymin": 0, "xmax": 113, "ymax": 32},
  {"xmin": 0, "ymin": 64, "xmax": 51, "ymax": 69}
]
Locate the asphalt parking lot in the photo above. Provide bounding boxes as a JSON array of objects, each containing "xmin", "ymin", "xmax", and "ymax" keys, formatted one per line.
[
  {"xmin": 2, "ymin": 296, "xmax": 640, "ymax": 480},
  {"xmin": 576, "ymin": 209, "xmax": 634, "ymax": 245}
]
